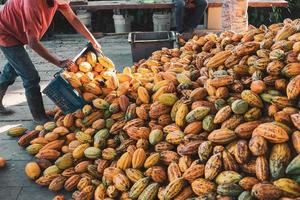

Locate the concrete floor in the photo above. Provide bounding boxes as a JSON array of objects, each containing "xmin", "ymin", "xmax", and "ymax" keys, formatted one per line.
[{"xmin": 0, "ymin": 35, "xmax": 133, "ymax": 200}]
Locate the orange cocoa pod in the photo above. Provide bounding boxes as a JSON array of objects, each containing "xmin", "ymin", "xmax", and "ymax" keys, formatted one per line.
[{"xmin": 167, "ymin": 162, "xmax": 182, "ymax": 182}]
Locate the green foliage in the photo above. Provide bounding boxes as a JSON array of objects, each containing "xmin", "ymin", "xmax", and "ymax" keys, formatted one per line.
[{"xmin": 248, "ymin": 0, "xmax": 300, "ymax": 27}]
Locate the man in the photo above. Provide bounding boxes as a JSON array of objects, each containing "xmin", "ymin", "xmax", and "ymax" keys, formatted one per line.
[
  {"xmin": 0, "ymin": 0, "xmax": 101, "ymax": 124},
  {"xmin": 222, "ymin": 0, "xmax": 249, "ymax": 33},
  {"xmin": 175, "ymin": 0, "xmax": 208, "ymax": 33}
]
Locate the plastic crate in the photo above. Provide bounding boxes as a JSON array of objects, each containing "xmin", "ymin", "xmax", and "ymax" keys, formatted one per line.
[
  {"xmin": 43, "ymin": 43, "xmax": 96, "ymax": 114},
  {"xmin": 128, "ymin": 31, "xmax": 176, "ymax": 63}
]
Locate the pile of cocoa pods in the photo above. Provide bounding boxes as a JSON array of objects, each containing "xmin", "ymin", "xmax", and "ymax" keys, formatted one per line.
[{"xmin": 7, "ymin": 18, "xmax": 300, "ymax": 200}]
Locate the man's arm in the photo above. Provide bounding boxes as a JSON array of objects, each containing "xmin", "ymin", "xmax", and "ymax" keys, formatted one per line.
[
  {"xmin": 27, "ymin": 34, "xmax": 72, "ymax": 68},
  {"xmin": 59, "ymin": 6, "xmax": 101, "ymax": 52}
]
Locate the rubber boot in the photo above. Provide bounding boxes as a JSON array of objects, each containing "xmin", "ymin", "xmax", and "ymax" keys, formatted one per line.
[
  {"xmin": 26, "ymin": 91, "xmax": 51, "ymax": 125},
  {"xmin": 0, "ymin": 85, "xmax": 14, "ymax": 115}
]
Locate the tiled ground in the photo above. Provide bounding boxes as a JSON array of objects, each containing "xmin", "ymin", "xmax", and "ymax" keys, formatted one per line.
[{"xmin": 0, "ymin": 35, "xmax": 133, "ymax": 200}]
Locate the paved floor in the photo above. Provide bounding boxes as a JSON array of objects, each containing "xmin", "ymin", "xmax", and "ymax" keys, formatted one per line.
[{"xmin": 0, "ymin": 35, "xmax": 133, "ymax": 200}]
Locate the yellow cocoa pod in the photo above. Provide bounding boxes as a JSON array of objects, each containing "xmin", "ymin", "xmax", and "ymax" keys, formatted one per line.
[
  {"xmin": 144, "ymin": 153, "xmax": 160, "ymax": 168},
  {"xmin": 132, "ymin": 148, "xmax": 146, "ymax": 169},
  {"xmin": 163, "ymin": 178, "xmax": 185, "ymax": 200},
  {"xmin": 253, "ymin": 123, "xmax": 289, "ymax": 143},
  {"xmin": 175, "ymin": 103, "xmax": 189, "ymax": 127},
  {"xmin": 25, "ymin": 162, "xmax": 41, "ymax": 180},
  {"xmin": 117, "ymin": 152, "xmax": 132, "ymax": 170},
  {"xmin": 72, "ymin": 143, "xmax": 89, "ymax": 159},
  {"xmin": 137, "ymin": 86, "xmax": 150, "ymax": 104},
  {"xmin": 206, "ymin": 50, "xmax": 232, "ymax": 68},
  {"xmin": 273, "ymin": 178, "xmax": 300, "ymax": 197},
  {"xmin": 158, "ymin": 93, "xmax": 178, "ymax": 106},
  {"xmin": 86, "ymin": 51, "xmax": 97, "ymax": 67}
]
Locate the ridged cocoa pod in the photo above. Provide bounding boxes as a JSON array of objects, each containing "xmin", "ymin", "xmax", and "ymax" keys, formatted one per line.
[
  {"xmin": 18, "ymin": 130, "xmax": 40, "ymax": 147},
  {"xmin": 249, "ymin": 136, "xmax": 268, "ymax": 156},
  {"xmin": 239, "ymin": 176, "xmax": 260, "ymax": 191},
  {"xmin": 292, "ymin": 131, "xmax": 300, "ymax": 154},
  {"xmin": 255, "ymin": 156, "xmax": 269, "ymax": 182},
  {"xmin": 49, "ymin": 176, "xmax": 67, "ymax": 192},
  {"xmin": 198, "ymin": 141, "xmax": 213, "ymax": 162},
  {"xmin": 183, "ymin": 164, "xmax": 205, "ymax": 182},
  {"xmin": 191, "ymin": 178, "xmax": 216, "ymax": 196},
  {"xmin": 222, "ymin": 150, "xmax": 239, "ymax": 172},
  {"xmin": 125, "ymin": 168, "xmax": 144, "ymax": 183},
  {"xmin": 167, "ymin": 162, "xmax": 182, "ymax": 182},
  {"xmin": 64, "ymin": 175, "xmax": 81, "ymax": 191},
  {"xmin": 160, "ymin": 150, "xmax": 179, "ymax": 165},
  {"xmin": 35, "ymin": 174, "xmax": 60, "ymax": 186},
  {"xmin": 269, "ymin": 143, "xmax": 291, "ymax": 180},
  {"xmin": 205, "ymin": 153, "xmax": 222, "ymax": 180},
  {"xmin": 251, "ymin": 183, "xmax": 282, "ymax": 200},
  {"xmin": 177, "ymin": 140, "xmax": 203, "ymax": 156},
  {"xmin": 145, "ymin": 166, "xmax": 167, "ymax": 183},
  {"xmin": 234, "ymin": 140, "xmax": 250, "ymax": 164}
]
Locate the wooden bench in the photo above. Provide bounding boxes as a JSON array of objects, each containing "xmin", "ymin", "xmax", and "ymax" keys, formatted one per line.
[
  {"xmin": 71, "ymin": 1, "xmax": 174, "ymax": 11},
  {"xmin": 206, "ymin": 0, "xmax": 289, "ymax": 30}
]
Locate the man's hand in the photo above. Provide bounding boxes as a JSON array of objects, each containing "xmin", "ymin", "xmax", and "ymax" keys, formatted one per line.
[
  {"xmin": 185, "ymin": 0, "xmax": 195, "ymax": 8},
  {"xmin": 58, "ymin": 59, "xmax": 74, "ymax": 68},
  {"xmin": 91, "ymin": 41, "xmax": 102, "ymax": 53}
]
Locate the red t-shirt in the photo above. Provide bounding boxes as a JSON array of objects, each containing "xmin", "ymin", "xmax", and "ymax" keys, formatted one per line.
[{"xmin": 0, "ymin": 0, "xmax": 70, "ymax": 47}]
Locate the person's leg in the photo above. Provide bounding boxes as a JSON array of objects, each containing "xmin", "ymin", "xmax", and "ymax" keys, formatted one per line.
[
  {"xmin": 0, "ymin": 61, "xmax": 18, "ymax": 115},
  {"xmin": 190, "ymin": 0, "xmax": 208, "ymax": 29},
  {"xmin": 174, "ymin": 0, "xmax": 185, "ymax": 33},
  {"xmin": 0, "ymin": 45, "xmax": 49, "ymax": 124}
]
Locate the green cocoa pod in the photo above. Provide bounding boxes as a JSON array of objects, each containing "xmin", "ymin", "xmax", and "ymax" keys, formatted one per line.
[
  {"xmin": 231, "ymin": 100, "xmax": 249, "ymax": 114},
  {"xmin": 55, "ymin": 153, "xmax": 73, "ymax": 170},
  {"xmin": 244, "ymin": 107, "xmax": 262, "ymax": 121},
  {"xmin": 217, "ymin": 183, "xmax": 243, "ymax": 197},
  {"xmin": 198, "ymin": 141, "xmax": 213, "ymax": 162},
  {"xmin": 185, "ymin": 107, "xmax": 210, "ymax": 123},
  {"xmin": 104, "ymin": 110, "xmax": 112, "ymax": 119},
  {"xmin": 84, "ymin": 147, "xmax": 101, "ymax": 159},
  {"xmin": 94, "ymin": 129, "xmax": 109, "ymax": 148},
  {"xmin": 286, "ymin": 154, "xmax": 300, "ymax": 175},
  {"xmin": 238, "ymin": 191, "xmax": 254, "ymax": 200},
  {"xmin": 213, "ymin": 70, "xmax": 228, "ymax": 77},
  {"xmin": 106, "ymin": 118, "xmax": 115, "ymax": 129},
  {"xmin": 75, "ymin": 131, "xmax": 92, "ymax": 143},
  {"xmin": 149, "ymin": 129, "xmax": 163, "ymax": 145},
  {"xmin": 129, "ymin": 177, "xmax": 150, "ymax": 199},
  {"xmin": 138, "ymin": 183, "xmax": 159, "ymax": 200},
  {"xmin": 26, "ymin": 144, "xmax": 43, "ymax": 155},
  {"xmin": 260, "ymin": 93, "xmax": 273, "ymax": 103},
  {"xmin": 215, "ymin": 99, "xmax": 227, "ymax": 110},
  {"xmin": 43, "ymin": 165, "xmax": 61, "ymax": 176},
  {"xmin": 203, "ymin": 115, "xmax": 216, "ymax": 132},
  {"xmin": 215, "ymin": 171, "xmax": 243, "ymax": 185}
]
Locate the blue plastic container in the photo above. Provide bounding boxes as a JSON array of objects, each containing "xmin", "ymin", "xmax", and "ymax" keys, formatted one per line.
[{"xmin": 43, "ymin": 43, "xmax": 95, "ymax": 114}]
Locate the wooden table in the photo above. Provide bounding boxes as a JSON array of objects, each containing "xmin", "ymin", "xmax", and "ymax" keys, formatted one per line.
[{"xmin": 71, "ymin": 1, "xmax": 174, "ymax": 11}]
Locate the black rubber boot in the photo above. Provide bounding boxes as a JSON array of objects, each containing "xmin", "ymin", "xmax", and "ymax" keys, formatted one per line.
[
  {"xmin": 0, "ymin": 85, "xmax": 14, "ymax": 115},
  {"xmin": 26, "ymin": 92, "xmax": 51, "ymax": 125}
]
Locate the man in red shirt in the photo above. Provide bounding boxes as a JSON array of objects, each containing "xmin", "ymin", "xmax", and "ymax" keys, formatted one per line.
[{"xmin": 0, "ymin": 0, "xmax": 101, "ymax": 124}]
